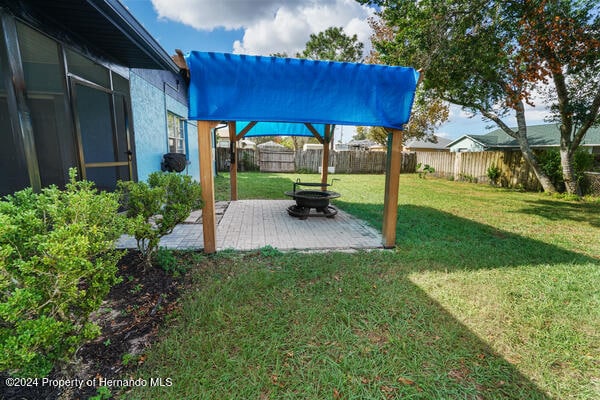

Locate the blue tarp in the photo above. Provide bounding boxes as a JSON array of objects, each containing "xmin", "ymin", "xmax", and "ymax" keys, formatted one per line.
[
  {"xmin": 186, "ymin": 51, "xmax": 419, "ymax": 132},
  {"xmin": 237, "ymin": 121, "xmax": 325, "ymax": 137}
]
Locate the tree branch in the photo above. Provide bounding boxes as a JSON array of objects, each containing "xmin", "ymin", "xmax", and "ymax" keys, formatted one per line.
[
  {"xmin": 476, "ymin": 108, "xmax": 518, "ymax": 139},
  {"xmin": 573, "ymin": 87, "xmax": 600, "ymax": 149}
]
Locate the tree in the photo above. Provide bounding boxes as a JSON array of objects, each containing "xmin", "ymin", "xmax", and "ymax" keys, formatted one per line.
[
  {"xmin": 296, "ymin": 27, "xmax": 364, "ymax": 62},
  {"xmin": 364, "ymin": 15, "xmax": 450, "ymax": 147},
  {"xmin": 355, "ymin": 91, "xmax": 449, "ymax": 146},
  {"xmin": 353, "ymin": 126, "xmax": 369, "ymax": 141},
  {"xmin": 361, "ymin": 0, "xmax": 600, "ymax": 194}
]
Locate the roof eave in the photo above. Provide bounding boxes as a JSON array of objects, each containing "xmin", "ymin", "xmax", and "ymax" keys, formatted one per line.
[{"xmin": 89, "ymin": 0, "xmax": 179, "ymax": 73}]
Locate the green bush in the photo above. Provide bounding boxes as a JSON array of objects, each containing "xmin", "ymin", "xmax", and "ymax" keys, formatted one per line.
[
  {"xmin": 154, "ymin": 248, "xmax": 187, "ymax": 276},
  {"xmin": 486, "ymin": 164, "xmax": 501, "ymax": 185},
  {"xmin": 416, "ymin": 163, "xmax": 435, "ymax": 179},
  {"xmin": 118, "ymin": 172, "xmax": 203, "ymax": 266},
  {"xmin": 0, "ymin": 170, "xmax": 125, "ymax": 377},
  {"xmin": 538, "ymin": 149, "xmax": 595, "ymax": 191}
]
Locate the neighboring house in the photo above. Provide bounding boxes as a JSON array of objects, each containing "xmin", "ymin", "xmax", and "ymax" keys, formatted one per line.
[
  {"xmin": 448, "ymin": 124, "xmax": 600, "ymax": 153},
  {"xmin": 0, "ymin": 0, "xmax": 198, "ymax": 197},
  {"xmin": 345, "ymin": 139, "xmax": 382, "ymax": 151},
  {"xmin": 404, "ymin": 135, "xmax": 452, "ymax": 152}
]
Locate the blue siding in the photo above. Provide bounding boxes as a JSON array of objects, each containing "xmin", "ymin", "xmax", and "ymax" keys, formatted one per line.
[{"xmin": 129, "ymin": 69, "xmax": 200, "ymax": 182}]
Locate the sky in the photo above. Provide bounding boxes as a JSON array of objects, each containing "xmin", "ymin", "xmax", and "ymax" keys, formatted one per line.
[{"xmin": 121, "ymin": 0, "xmax": 551, "ymax": 143}]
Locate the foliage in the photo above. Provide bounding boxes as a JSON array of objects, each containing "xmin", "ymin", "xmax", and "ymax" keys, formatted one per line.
[
  {"xmin": 258, "ymin": 245, "xmax": 282, "ymax": 257},
  {"xmin": 0, "ymin": 170, "xmax": 124, "ymax": 377},
  {"xmin": 416, "ymin": 162, "xmax": 435, "ymax": 179},
  {"xmin": 404, "ymin": 91, "xmax": 450, "ymax": 141},
  {"xmin": 355, "ymin": 126, "xmax": 389, "ymax": 145},
  {"xmin": 240, "ymin": 152, "xmax": 259, "ymax": 172},
  {"xmin": 486, "ymin": 164, "xmax": 502, "ymax": 185},
  {"xmin": 362, "ymin": 0, "xmax": 600, "ymax": 195},
  {"xmin": 296, "ymin": 26, "xmax": 364, "ymax": 62},
  {"xmin": 352, "ymin": 126, "xmax": 368, "ymax": 141},
  {"xmin": 119, "ymin": 172, "xmax": 203, "ymax": 266},
  {"xmin": 537, "ymin": 150, "xmax": 564, "ymax": 188},
  {"xmin": 154, "ymin": 248, "xmax": 187, "ymax": 277},
  {"xmin": 89, "ymin": 386, "xmax": 112, "ymax": 400},
  {"xmin": 538, "ymin": 149, "xmax": 595, "ymax": 191},
  {"xmin": 355, "ymin": 91, "xmax": 449, "ymax": 146},
  {"xmin": 459, "ymin": 173, "xmax": 478, "ymax": 183}
]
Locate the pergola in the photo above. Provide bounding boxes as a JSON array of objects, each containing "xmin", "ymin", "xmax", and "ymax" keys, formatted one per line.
[{"xmin": 178, "ymin": 51, "xmax": 420, "ymax": 253}]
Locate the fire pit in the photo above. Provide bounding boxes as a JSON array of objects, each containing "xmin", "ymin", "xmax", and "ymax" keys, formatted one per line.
[{"xmin": 285, "ymin": 179, "xmax": 340, "ymax": 219}]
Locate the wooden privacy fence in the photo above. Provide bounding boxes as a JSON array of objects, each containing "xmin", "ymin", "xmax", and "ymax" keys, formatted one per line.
[
  {"xmin": 295, "ymin": 150, "xmax": 415, "ymax": 173},
  {"xmin": 416, "ymin": 151, "xmax": 542, "ymax": 190},
  {"xmin": 259, "ymin": 150, "xmax": 295, "ymax": 172},
  {"xmin": 217, "ymin": 148, "xmax": 417, "ymax": 174},
  {"xmin": 216, "ymin": 148, "xmax": 258, "ymax": 171}
]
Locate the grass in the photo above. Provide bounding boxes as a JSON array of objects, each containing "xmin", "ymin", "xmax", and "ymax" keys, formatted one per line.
[{"xmin": 125, "ymin": 173, "xmax": 599, "ymax": 399}]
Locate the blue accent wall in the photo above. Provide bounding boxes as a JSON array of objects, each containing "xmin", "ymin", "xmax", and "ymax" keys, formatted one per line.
[{"xmin": 129, "ymin": 69, "xmax": 199, "ymax": 182}]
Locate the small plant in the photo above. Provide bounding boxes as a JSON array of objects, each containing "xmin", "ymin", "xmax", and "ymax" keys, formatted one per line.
[
  {"xmin": 119, "ymin": 172, "xmax": 203, "ymax": 267},
  {"xmin": 121, "ymin": 353, "xmax": 137, "ymax": 366},
  {"xmin": 487, "ymin": 164, "xmax": 501, "ymax": 185},
  {"xmin": 89, "ymin": 386, "xmax": 112, "ymax": 400},
  {"xmin": 129, "ymin": 283, "xmax": 144, "ymax": 295},
  {"xmin": 0, "ymin": 169, "xmax": 125, "ymax": 377},
  {"xmin": 416, "ymin": 163, "xmax": 435, "ymax": 179},
  {"xmin": 458, "ymin": 173, "xmax": 477, "ymax": 183},
  {"xmin": 259, "ymin": 245, "xmax": 282, "ymax": 257},
  {"xmin": 154, "ymin": 247, "xmax": 187, "ymax": 276}
]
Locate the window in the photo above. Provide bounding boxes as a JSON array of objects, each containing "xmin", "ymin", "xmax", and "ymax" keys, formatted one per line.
[{"xmin": 167, "ymin": 112, "xmax": 186, "ymax": 154}]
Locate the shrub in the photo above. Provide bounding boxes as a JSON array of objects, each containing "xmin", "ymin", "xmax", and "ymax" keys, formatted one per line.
[
  {"xmin": 538, "ymin": 149, "xmax": 595, "ymax": 192},
  {"xmin": 154, "ymin": 248, "xmax": 187, "ymax": 276},
  {"xmin": 416, "ymin": 163, "xmax": 435, "ymax": 179},
  {"xmin": 487, "ymin": 164, "xmax": 501, "ymax": 185},
  {"xmin": 0, "ymin": 170, "xmax": 125, "ymax": 377},
  {"xmin": 118, "ymin": 172, "xmax": 203, "ymax": 266}
]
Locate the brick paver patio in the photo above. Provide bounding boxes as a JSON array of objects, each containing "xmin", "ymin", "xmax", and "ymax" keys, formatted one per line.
[{"xmin": 117, "ymin": 200, "xmax": 382, "ymax": 252}]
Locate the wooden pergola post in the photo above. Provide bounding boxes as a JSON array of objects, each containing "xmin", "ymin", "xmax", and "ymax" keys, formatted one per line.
[
  {"xmin": 382, "ymin": 128, "xmax": 403, "ymax": 248},
  {"xmin": 198, "ymin": 120, "xmax": 217, "ymax": 253},
  {"xmin": 228, "ymin": 121, "xmax": 238, "ymax": 200},
  {"xmin": 320, "ymin": 124, "xmax": 331, "ymax": 187}
]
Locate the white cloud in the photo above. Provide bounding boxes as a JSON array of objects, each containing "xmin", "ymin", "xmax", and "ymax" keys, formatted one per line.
[
  {"xmin": 152, "ymin": 0, "xmax": 376, "ymax": 57},
  {"xmin": 151, "ymin": 0, "xmax": 299, "ymax": 31}
]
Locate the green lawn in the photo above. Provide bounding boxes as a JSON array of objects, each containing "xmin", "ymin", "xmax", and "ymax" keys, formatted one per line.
[{"xmin": 125, "ymin": 173, "xmax": 599, "ymax": 399}]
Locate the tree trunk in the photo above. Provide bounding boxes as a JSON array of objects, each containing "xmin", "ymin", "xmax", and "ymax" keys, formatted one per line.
[
  {"xmin": 560, "ymin": 148, "xmax": 580, "ymax": 195},
  {"xmin": 516, "ymin": 135, "xmax": 557, "ymax": 193},
  {"xmin": 475, "ymin": 101, "xmax": 558, "ymax": 193}
]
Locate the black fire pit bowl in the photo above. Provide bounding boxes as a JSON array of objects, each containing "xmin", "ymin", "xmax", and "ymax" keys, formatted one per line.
[{"xmin": 285, "ymin": 186, "xmax": 341, "ymax": 219}]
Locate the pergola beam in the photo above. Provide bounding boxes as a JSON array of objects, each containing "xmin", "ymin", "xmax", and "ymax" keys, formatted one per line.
[
  {"xmin": 236, "ymin": 121, "xmax": 258, "ymax": 140},
  {"xmin": 382, "ymin": 128, "xmax": 403, "ymax": 248},
  {"xmin": 304, "ymin": 123, "xmax": 324, "ymax": 144}
]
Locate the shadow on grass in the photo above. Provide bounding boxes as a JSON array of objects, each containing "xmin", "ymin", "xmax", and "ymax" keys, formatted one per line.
[
  {"xmin": 335, "ymin": 200, "xmax": 597, "ymax": 271},
  {"xmin": 516, "ymin": 198, "xmax": 600, "ymax": 228}
]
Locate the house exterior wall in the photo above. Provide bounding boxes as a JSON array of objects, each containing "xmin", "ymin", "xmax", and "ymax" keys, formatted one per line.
[
  {"xmin": 404, "ymin": 147, "xmax": 449, "ymax": 152},
  {"xmin": 130, "ymin": 69, "xmax": 199, "ymax": 183},
  {"xmin": 448, "ymin": 138, "xmax": 485, "ymax": 152}
]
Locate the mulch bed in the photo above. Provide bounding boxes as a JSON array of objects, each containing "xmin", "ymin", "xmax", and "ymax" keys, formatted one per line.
[{"xmin": 1, "ymin": 250, "xmax": 186, "ymax": 400}]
